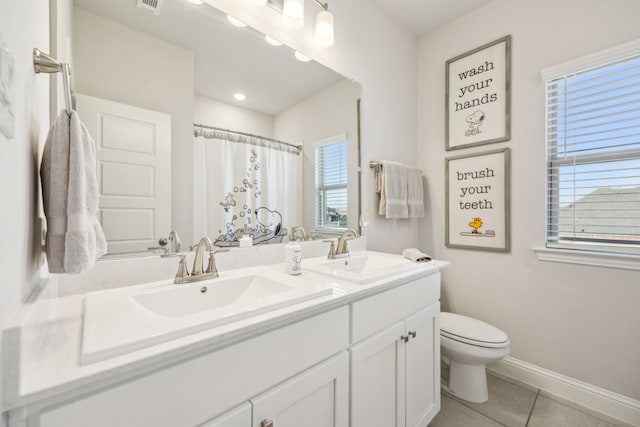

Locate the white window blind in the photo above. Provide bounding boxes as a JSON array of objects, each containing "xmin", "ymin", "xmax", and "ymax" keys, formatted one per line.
[
  {"xmin": 545, "ymin": 51, "xmax": 640, "ymax": 254},
  {"xmin": 315, "ymin": 137, "xmax": 347, "ymax": 231}
]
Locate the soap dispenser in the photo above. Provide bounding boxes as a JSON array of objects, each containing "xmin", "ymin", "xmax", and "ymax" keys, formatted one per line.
[
  {"xmin": 284, "ymin": 239, "xmax": 302, "ymax": 275},
  {"xmin": 239, "ymin": 224, "xmax": 253, "ymax": 248}
]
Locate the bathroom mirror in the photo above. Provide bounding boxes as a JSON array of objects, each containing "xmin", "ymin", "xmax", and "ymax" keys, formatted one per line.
[{"xmin": 69, "ymin": 0, "xmax": 361, "ymax": 256}]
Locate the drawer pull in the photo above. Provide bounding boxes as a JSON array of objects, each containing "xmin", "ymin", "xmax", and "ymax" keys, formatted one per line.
[
  {"xmin": 409, "ymin": 331, "xmax": 417, "ymax": 338},
  {"xmin": 262, "ymin": 420, "xmax": 274, "ymax": 427},
  {"xmin": 401, "ymin": 335, "xmax": 409, "ymax": 343}
]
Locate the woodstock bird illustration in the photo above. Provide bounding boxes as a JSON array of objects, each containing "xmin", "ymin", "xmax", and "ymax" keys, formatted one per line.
[{"xmin": 469, "ymin": 217, "xmax": 483, "ymax": 234}]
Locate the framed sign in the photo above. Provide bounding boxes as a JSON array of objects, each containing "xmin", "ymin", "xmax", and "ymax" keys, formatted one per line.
[
  {"xmin": 445, "ymin": 148, "xmax": 510, "ymax": 251},
  {"xmin": 445, "ymin": 35, "xmax": 511, "ymax": 151}
]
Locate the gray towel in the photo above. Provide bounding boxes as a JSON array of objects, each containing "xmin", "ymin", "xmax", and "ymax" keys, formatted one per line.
[{"xmin": 41, "ymin": 110, "xmax": 107, "ymax": 274}]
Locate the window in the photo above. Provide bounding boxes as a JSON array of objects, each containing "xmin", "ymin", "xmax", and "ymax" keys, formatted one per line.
[
  {"xmin": 314, "ymin": 135, "xmax": 348, "ymax": 231},
  {"xmin": 544, "ymin": 42, "xmax": 640, "ymax": 255}
]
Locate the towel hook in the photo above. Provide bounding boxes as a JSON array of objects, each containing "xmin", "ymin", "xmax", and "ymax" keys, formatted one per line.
[{"xmin": 33, "ymin": 48, "xmax": 74, "ymax": 114}]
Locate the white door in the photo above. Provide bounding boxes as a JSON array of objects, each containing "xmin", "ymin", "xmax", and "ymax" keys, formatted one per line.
[
  {"xmin": 350, "ymin": 322, "xmax": 406, "ymax": 427},
  {"xmin": 76, "ymin": 94, "xmax": 171, "ymax": 255},
  {"xmin": 405, "ymin": 303, "xmax": 441, "ymax": 427},
  {"xmin": 251, "ymin": 352, "xmax": 349, "ymax": 427}
]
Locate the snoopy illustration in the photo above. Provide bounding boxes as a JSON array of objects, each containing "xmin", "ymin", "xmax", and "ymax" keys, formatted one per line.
[
  {"xmin": 468, "ymin": 217, "xmax": 483, "ymax": 234},
  {"xmin": 465, "ymin": 110, "xmax": 485, "ymax": 136}
]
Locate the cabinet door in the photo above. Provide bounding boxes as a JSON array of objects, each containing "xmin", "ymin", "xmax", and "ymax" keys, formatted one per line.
[
  {"xmin": 404, "ymin": 303, "xmax": 440, "ymax": 427},
  {"xmin": 200, "ymin": 403, "xmax": 251, "ymax": 427},
  {"xmin": 351, "ymin": 322, "xmax": 406, "ymax": 427},
  {"xmin": 251, "ymin": 352, "xmax": 348, "ymax": 427}
]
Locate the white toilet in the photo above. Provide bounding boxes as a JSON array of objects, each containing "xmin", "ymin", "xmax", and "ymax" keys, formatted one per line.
[{"xmin": 440, "ymin": 312, "xmax": 510, "ymax": 403}]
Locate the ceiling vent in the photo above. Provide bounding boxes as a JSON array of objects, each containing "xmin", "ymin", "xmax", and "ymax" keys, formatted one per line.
[{"xmin": 136, "ymin": 0, "xmax": 164, "ymax": 15}]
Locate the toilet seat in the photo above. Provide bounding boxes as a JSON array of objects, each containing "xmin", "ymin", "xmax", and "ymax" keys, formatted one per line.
[{"xmin": 440, "ymin": 312, "xmax": 509, "ymax": 349}]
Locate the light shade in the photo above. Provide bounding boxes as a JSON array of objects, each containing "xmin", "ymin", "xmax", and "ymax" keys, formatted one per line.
[
  {"xmin": 265, "ymin": 35, "xmax": 283, "ymax": 46},
  {"xmin": 227, "ymin": 15, "xmax": 247, "ymax": 28},
  {"xmin": 315, "ymin": 9, "xmax": 334, "ymax": 47},
  {"xmin": 294, "ymin": 51, "xmax": 311, "ymax": 62},
  {"xmin": 283, "ymin": 0, "xmax": 304, "ymax": 29}
]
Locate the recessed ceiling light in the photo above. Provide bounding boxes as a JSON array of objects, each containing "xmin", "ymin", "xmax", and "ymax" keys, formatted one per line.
[
  {"xmin": 234, "ymin": 93, "xmax": 247, "ymax": 101},
  {"xmin": 294, "ymin": 51, "xmax": 311, "ymax": 62},
  {"xmin": 227, "ymin": 15, "xmax": 247, "ymax": 28},
  {"xmin": 265, "ymin": 35, "xmax": 283, "ymax": 47}
]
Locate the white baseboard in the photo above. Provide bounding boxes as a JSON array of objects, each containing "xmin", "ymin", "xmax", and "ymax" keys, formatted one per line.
[{"xmin": 488, "ymin": 356, "xmax": 640, "ymax": 426}]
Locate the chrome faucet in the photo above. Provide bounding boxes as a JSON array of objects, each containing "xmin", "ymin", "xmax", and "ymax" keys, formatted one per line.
[
  {"xmin": 335, "ymin": 228, "xmax": 359, "ymax": 258},
  {"xmin": 167, "ymin": 230, "xmax": 181, "ymax": 253},
  {"xmin": 174, "ymin": 237, "xmax": 229, "ymax": 284},
  {"xmin": 290, "ymin": 226, "xmax": 308, "ymax": 242}
]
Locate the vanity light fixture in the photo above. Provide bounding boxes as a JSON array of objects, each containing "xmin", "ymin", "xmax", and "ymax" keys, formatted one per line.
[
  {"xmin": 294, "ymin": 51, "xmax": 311, "ymax": 62},
  {"xmin": 233, "ymin": 93, "xmax": 247, "ymax": 101},
  {"xmin": 314, "ymin": 2, "xmax": 334, "ymax": 48},
  {"xmin": 265, "ymin": 35, "xmax": 283, "ymax": 46},
  {"xmin": 227, "ymin": 15, "xmax": 248, "ymax": 28},
  {"xmin": 283, "ymin": 0, "xmax": 304, "ymax": 29}
]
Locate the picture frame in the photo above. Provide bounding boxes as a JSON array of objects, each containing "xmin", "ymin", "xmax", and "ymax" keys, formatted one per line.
[
  {"xmin": 445, "ymin": 148, "xmax": 510, "ymax": 252},
  {"xmin": 445, "ymin": 35, "xmax": 511, "ymax": 151}
]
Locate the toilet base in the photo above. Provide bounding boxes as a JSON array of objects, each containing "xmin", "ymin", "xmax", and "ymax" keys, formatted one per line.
[{"xmin": 447, "ymin": 360, "xmax": 488, "ymax": 403}]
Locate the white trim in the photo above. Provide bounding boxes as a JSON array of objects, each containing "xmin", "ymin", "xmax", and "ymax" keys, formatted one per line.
[
  {"xmin": 533, "ymin": 247, "xmax": 640, "ymax": 271},
  {"xmin": 541, "ymin": 38, "xmax": 640, "ymax": 80},
  {"xmin": 488, "ymin": 356, "xmax": 640, "ymax": 426},
  {"xmin": 313, "ymin": 132, "xmax": 348, "ymax": 149}
]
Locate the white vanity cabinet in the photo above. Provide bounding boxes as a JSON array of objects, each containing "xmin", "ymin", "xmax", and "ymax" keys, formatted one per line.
[
  {"xmin": 201, "ymin": 403, "xmax": 252, "ymax": 427},
  {"xmin": 350, "ymin": 273, "xmax": 441, "ymax": 427}
]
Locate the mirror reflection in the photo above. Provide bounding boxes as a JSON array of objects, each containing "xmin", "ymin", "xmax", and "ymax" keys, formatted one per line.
[{"xmin": 72, "ymin": 0, "xmax": 361, "ymax": 257}]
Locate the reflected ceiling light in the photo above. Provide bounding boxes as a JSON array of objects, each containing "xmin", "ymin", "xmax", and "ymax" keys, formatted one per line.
[
  {"xmin": 283, "ymin": 0, "xmax": 304, "ymax": 29},
  {"xmin": 314, "ymin": 3, "xmax": 334, "ymax": 48},
  {"xmin": 187, "ymin": 0, "xmax": 203, "ymax": 4},
  {"xmin": 227, "ymin": 15, "xmax": 247, "ymax": 27},
  {"xmin": 233, "ymin": 93, "xmax": 247, "ymax": 101},
  {"xmin": 294, "ymin": 51, "xmax": 311, "ymax": 62},
  {"xmin": 265, "ymin": 35, "xmax": 283, "ymax": 46}
]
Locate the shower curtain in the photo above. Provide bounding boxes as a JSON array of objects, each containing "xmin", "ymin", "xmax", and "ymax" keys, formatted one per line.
[{"xmin": 193, "ymin": 127, "xmax": 300, "ymax": 247}]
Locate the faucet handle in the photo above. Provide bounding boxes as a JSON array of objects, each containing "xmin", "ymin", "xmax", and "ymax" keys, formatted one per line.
[
  {"xmin": 323, "ymin": 240, "xmax": 336, "ymax": 259},
  {"xmin": 206, "ymin": 248, "xmax": 229, "ymax": 277},
  {"xmin": 174, "ymin": 255, "xmax": 190, "ymax": 284}
]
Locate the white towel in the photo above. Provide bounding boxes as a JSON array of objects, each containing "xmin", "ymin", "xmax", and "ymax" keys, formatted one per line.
[
  {"xmin": 402, "ymin": 248, "xmax": 432, "ymax": 263},
  {"xmin": 375, "ymin": 161, "xmax": 408, "ymax": 218},
  {"xmin": 407, "ymin": 166, "xmax": 424, "ymax": 218},
  {"xmin": 41, "ymin": 110, "xmax": 107, "ymax": 274}
]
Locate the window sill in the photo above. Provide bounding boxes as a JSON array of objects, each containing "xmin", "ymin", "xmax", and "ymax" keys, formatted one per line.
[{"xmin": 532, "ymin": 247, "xmax": 640, "ymax": 271}]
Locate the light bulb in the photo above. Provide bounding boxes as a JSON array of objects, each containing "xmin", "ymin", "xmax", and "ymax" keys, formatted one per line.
[
  {"xmin": 315, "ymin": 9, "xmax": 334, "ymax": 47},
  {"xmin": 294, "ymin": 51, "xmax": 311, "ymax": 62},
  {"xmin": 227, "ymin": 15, "xmax": 247, "ymax": 28},
  {"xmin": 283, "ymin": 0, "xmax": 304, "ymax": 29},
  {"xmin": 265, "ymin": 35, "xmax": 283, "ymax": 46}
]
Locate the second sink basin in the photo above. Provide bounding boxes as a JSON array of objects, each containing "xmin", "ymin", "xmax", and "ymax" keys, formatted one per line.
[
  {"xmin": 81, "ymin": 270, "xmax": 334, "ymax": 364},
  {"xmin": 305, "ymin": 251, "xmax": 428, "ymax": 284}
]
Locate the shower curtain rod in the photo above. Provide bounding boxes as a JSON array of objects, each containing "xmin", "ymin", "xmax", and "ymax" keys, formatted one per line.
[{"xmin": 193, "ymin": 123, "xmax": 302, "ymax": 151}]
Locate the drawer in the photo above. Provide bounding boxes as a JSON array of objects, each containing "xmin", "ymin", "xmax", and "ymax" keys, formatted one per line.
[
  {"xmin": 351, "ymin": 272, "xmax": 440, "ymax": 343},
  {"xmin": 38, "ymin": 306, "xmax": 349, "ymax": 427}
]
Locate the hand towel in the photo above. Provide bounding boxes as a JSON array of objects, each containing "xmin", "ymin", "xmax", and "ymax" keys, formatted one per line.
[
  {"xmin": 41, "ymin": 110, "xmax": 107, "ymax": 274},
  {"xmin": 407, "ymin": 166, "xmax": 424, "ymax": 218},
  {"xmin": 402, "ymin": 248, "xmax": 432, "ymax": 263},
  {"xmin": 375, "ymin": 161, "xmax": 408, "ymax": 218}
]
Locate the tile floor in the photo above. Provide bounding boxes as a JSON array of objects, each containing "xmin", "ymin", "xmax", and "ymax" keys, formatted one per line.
[{"xmin": 428, "ymin": 372, "xmax": 630, "ymax": 427}]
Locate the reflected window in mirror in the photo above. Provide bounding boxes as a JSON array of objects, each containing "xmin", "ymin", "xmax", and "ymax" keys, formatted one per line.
[{"xmin": 315, "ymin": 134, "xmax": 348, "ymax": 232}]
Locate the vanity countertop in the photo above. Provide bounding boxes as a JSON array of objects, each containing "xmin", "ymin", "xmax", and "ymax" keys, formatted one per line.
[{"xmin": 3, "ymin": 251, "xmax": 448, "ymax": 411}]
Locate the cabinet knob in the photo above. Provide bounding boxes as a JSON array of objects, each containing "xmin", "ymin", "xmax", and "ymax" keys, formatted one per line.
[
  {"xmin": 262, "ymin": 420, "xmax": 274, "ymax": 427},
  {"xmin": 401, "ymin": 335, "xmax": 409, "ymax": 343},
  {"xmin": 409, "ymin": 331, "xmax": 417, "ymax": 338}
]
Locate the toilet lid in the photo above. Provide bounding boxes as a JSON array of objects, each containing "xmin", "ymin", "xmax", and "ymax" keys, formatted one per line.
[{"xmin": 440, "ymin": 312, "xmax": 509, "ymax": 348}]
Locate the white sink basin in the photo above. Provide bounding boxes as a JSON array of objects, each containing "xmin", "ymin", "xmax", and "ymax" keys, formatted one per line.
[
  {"xmin": 305, "ymin": 251, "xmax": 428, "ymax": 284},
  {"xmin": 81, "ymin": 270, "xmax": 333, "ymax": 364}
]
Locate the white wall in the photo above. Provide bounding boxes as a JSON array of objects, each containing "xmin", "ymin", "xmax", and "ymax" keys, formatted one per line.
[
  {"xmin": 194, "ymin": 95, "xmax": 274, "ymax": 137},
  {"xmin": 274, "ymin": 79, "xmax": 361, "ymax": 232},
  {"xmin": 0, "ymin": 0, "xmax": 51, "ymax": 424},
  {"xmin": 73, "ymin": 8, "xmax": 195, "ymax": 245},
  {"xmin": 204, "ymin": 0, "xmax": 418, "ymax": 253},
  {"xmin": 418, "ymin": 0, "xmax": 640, "ymax": 400}
]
